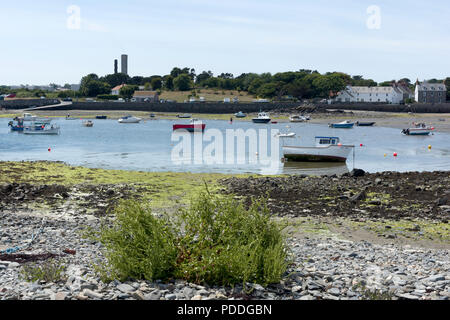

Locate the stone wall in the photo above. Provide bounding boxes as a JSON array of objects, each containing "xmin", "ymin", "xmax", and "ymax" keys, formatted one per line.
[{"xmin": 0, "ymin": 99, "xmax": 60, "ymax": 109}]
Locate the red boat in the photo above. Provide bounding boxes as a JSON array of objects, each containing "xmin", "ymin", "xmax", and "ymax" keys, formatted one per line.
[{"xmin": 173, "ymin": 119, "xmax": 206, "ymax": 132}]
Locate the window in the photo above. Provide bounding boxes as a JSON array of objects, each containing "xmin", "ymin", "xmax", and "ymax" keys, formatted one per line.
[{"xmin": 320, "ymin": 139, "xmax": 331, "ymax": 145}]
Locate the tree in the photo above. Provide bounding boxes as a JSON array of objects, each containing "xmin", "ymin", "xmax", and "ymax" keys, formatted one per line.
[
  {"xmin": 196, "ymin": 71, "xmax": 213, "ymax": 84},
  {"xmin": 101, "ymin": 73, "xmax": 130, "ymax": 87},
  {"xmin": 445, "ymin": 77, "xmax": 450, "ymax": 101},
  {"xmin": 312, "ymin": 73, "xmax": 347, "ymax": 98},
  {"xmin": 163, "ymin": 75, "xmax": 174, "ymax": 90},
  {"xmin": 150, "ymin": 77, "xmax": 162, "ymax": 90},
  {"xmin": 120, "ymin": 85, "xmax": 138, "ymax": 99},
  {"xmin": 80, "ymin": 74, "xmax": 110, "ymax": 97},
  {"xmin": 173, "ymin": 74, "xmax": 192, "ymax": 91}
]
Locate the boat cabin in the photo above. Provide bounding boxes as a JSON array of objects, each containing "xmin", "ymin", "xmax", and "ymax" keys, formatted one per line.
[{"xmin": 315, "ymin": 136, "xmax": 340, "ymax": 147}]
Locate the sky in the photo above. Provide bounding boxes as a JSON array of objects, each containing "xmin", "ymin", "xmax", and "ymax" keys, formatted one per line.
[{"xmin": 0, "ymin": 0, "xmax": 449, "ymax": 85}]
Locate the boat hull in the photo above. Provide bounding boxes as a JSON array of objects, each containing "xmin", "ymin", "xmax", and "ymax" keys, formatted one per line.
[
  {"xmin": 329, "ymin": 123, "xmax": 354, "ymax": 128},
  {"xmin": 356, "ymin": 122, "xmax": 376, "ymax": 127},
  {"xmin": 283, "ymin": 145, "xmax": 353, "ymax": 162},
  {"xmin": 173, "ymin": 124, "xmax": 206, "ymax": 132},
  {"xmin": 402, "ymin": 128, "xmax": 432, "ymax": 136},
  {"xmin": 252, "ymin": 118, "xmax": 271, "ymax": 123}
]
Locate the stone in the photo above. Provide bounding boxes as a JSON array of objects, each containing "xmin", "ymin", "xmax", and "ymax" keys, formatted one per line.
[
  {"xmin": 328, "ymin": 288, "xmax": 340, "ymax": 296},
  {"xmin": 427, "ymin": 275, "xmax": 445, "ymax": 282},
  {"xmin": 165, "ymin": 293, "xmax": 177, "ymax": 300},
  {"xmin": 83, "ymin": 289, "xmax": 103, "ymax": 300},
  {"xmin": 191, "ymin": 295, "xmax": 203, "ymax": 300},
  {"xmin": 132, "ymin": 291, "xmax": 145, "ymax": 300},
  {"xmin": 117, "ymin": 283, "xmax": 135, "ymax": 293},
  {"xmin": 145, "ymin": 292, "xmax": 161, "ymax": 300},
  {"xmin": 54, "ymin": 292, "xmax": 67, "ymax": 300}
]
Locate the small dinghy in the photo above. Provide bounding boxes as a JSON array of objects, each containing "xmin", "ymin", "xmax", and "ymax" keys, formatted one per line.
[
  {"xmin": 283, "ymin": 136, "xmax": 354, "ymax": 162},
  {"xmin": 83, "ymin": 120, "xmax": 94, "ymax": 127},
  {"xmin": 329, "ymin": 120, "xmax": 354, "ymax": 129},
  {"xmin": 401, "ymin": 123, "xmax": 434, "ymax": 136},
  {"xmin": 118, "ymin": 115, "xmax": 141, "ymax": 123},
  {"xmin": 173, "ymin": 118, "xmax": 206, "ymax": 132},
  {"xmin": 356, "ymin": 121, "xmax": 376, "ymax": 127}
]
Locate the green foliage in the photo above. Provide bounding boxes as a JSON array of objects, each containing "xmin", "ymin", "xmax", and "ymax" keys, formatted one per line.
[
  {"xmin": 175, "ymin": 190, "xmax": 290, "ymax": 286},
  {"xmin": 80, "ymin": 74, "xmax": 111, "ymax": 97},
  {"xmin": 92, "ymin": 201, "xmax": 178, "ymax": 282},
  {"xmin": 20, "ymin": 259, "xmax": 67, "ymax": 283},
  {"xmin": 119, "ymin": 85, "xmax": 138, "ymax": 99},
  {"xmin": 150, "ymin": 77, "xmax": 162, "ymax": 90},
  {"xmin": 91, "ymin": 189, "xmax": 290, "ymax": 286},
  {"xmin": 97, "ymin": 94, "xmax": 119, "ymax": 100},
  {"xmin": 173, "ymin": 74, "xmax": 193, "ymax": 91}
]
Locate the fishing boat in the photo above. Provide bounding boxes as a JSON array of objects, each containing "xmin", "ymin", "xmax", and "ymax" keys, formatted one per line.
[
  {"xmin": 329, "ymin": 120, "xmax": 354, "ymax": 129},
  {"xmin": 177, "ymin": 114, "xmax": 192, "ymax": 119},
  {"xmin": 118, "ymin": 115, "xmax": 141, "ymax": 123},
  {"xmin": 23, "ymin": 123, "xmax": 60, "ymax": 135},
  {"xmin": 234, "ymin": 111, "xmax": 247, "ymax": 118},
  {"xmin": 289, "ymin": 115, "xmax": 307, "ymax": 122},
  {"xmin": 252, "ymin": 112, "xmax": 271, "ymax": 124},
  {"xmin": 96, "ymin": 115, "xmax": 107, "ymax": 120},
  {"xmin": 173, "ymin": 118, "xmax": 206, "ymax": 132},
  {"xmin": 401, "ymin": 123, "xmax": 434, "ymax": 136},
  {"xmin": 283, "ymin": 136, "xmax": 354, "ymax": 162},
  {"xmin": 83, "ymin": 120, "xmax": 94, "ymax": 127},
  {"xmin": 356, "ymin": 121, "xmax": 376, "ymax": 127}
]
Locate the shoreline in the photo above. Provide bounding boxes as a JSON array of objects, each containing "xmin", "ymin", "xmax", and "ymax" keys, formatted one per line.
[
  {"xmin": 0, "ymin": 162, "xmax": 449, "ymax": 300},
  {"xmin": 2, "ymin": 109, "xmax": 450, "ymax": 133}
]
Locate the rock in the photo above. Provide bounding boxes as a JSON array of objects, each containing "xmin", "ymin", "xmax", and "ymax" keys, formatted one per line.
[
  {"xmin": 81, "ymin": 283, "xmax": 98, "ymax": 291},
  {"xmin": 397, "ymin": 293, "xmax": 419, "ymax": 300},
  {"xmin": 197, "ymin": 289, "xmax": 210, "ymax": 296},
  {"xmin": 328, "ymin": 288, "xmax": 340, "ymax": 295},
  {"xmin": 132, "ymin": 291, "xmax": 145, "ymax": 300},
  {"xmin": 427, "ymin": 275, "xmax": 445, "ymax": 282},
  {"xmin": 165, "ymin": 293, "xmax": 177, "ymax": 300},
  {"xmin": 145, "ymin": 292, "xmax": 161, "ymax": 300},
  {"xmin": 292, "ymin": 286, "xmax": 302, "ymax": 293},
  {"xmin": 54, "ymin": 292, "xmax": 67, "ymax": 300},
  {"xmin": 182, "ymin": 287, "xmax": 194, "ymax": 299},
  {"xmin": 116, "ymin": 283, "xmax": 135, "ymax": 293},
  {"xmin": 8, "ymin": 262, "xmax": 20, "ymax": 268},
  {"xmin": 299, "ymin": 295, "xmax": 314, "ymax": 300},
  {"xmin": 350, "ymin": 190, "xmax": 366, "ymax": 202},
  {"xmin": 351, "ymin": 169, "xmax": 365, "ymax": 177},
  {"xmin": 83, "ymin": 289, "xmax": 103, "ymax": 300},
  {"xmin": 191, "ymin": 295, "xmax": 203, "ymax": 300}
]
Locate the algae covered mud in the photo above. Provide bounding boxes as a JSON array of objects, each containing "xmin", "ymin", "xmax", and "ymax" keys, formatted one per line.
[{"xmin": 0, "ymin": 161, "xmax": 449, "ymax": 300}]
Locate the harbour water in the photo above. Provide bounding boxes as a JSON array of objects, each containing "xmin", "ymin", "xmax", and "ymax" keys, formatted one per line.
[{"xmin": 1, "ymin": 118, "xmax": 449, "ymax": 175}]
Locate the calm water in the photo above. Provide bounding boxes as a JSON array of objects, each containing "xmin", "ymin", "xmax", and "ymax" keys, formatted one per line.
[{"xmin": 0, "ymin": 117, "xmax": 449, "ymax": 175}]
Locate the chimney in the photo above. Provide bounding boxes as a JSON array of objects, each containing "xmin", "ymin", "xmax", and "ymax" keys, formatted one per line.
[
  {"xmin": 121, "ymin": 54, "xmax": 128, "ymax": 75},
  {"xmin": 114, "ymin": 59, "xmax": 118, "ymax": 74}
]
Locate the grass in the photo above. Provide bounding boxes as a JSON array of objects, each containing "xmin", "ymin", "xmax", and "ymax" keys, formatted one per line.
[
  {"xmin": 159, "ymin": 89, "xmax": 257, "ymax": 103},
  {"xmin": 20, "ymin": 259, "xmax": 67, "ymax": 283},
  {"xmin": 89, "ymin": 187, "xmax": 291, "ymax": 286}
]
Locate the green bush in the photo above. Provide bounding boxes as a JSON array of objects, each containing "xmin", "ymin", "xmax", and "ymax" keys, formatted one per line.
[
  {"xmin": 94, "ymin": 201, "xmax": 177, "ymax": 282},
  {"xmin": 92, "ymin": 189, "xmax": 290, "ymax": 286},
  {"xmin": 97, "ymin": 94, "xmax": 119, "ymax": 100},
  {"xmin": 20, "ymin": 259, "xmax": 67, "ymax": 283}
]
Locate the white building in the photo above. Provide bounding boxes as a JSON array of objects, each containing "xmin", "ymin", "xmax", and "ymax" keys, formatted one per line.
[
  {"xmin": 111, "ymin": 84, "xmax": 126, "ymax": 95},
  {"xmin": 335, "ymin": 85, "xmax": 409, "ymax": 104}
]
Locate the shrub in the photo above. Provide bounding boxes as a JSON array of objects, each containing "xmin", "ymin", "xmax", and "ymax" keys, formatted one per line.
[
  {"xmin": 175, "ymin": 189, "xmax": 290, "ymax": 286},
  {"xmin": 92, "ymin": 201, "xmax": 177, "ymax": 282},
  {"xmin": 92, "ymin": 188, "xmax": 290, "ymax": 286},
  {"xmin": 97, "ymin": 94, "xmax": 118, "ymax": 100},
  {"xmin": 20, "ymin": 259, "xmax": 67, "ymax": 283}
]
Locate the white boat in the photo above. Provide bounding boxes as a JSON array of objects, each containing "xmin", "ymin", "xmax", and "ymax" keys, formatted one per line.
[
  {"xmin": 401, "ymin": 122, "xmax": 434, "ymax": 136},
  {"xmin": 289, "ymin": 115, "xmax": 307, "ymax": 122},
  {"xmin": 118, "ymin": 115, "xmax": 141, "ymax": 123},
  {"xmin": 283, "ymin": 136, "xmax": 354, "ymax": 162},
  {"xmin": 23, "ymin": 123, "xmax": 60, "ymax": 135},
  {"xmin": 83, "ymin": 120, "xmax": 94, "ymax": 127},
  {"xmin": 252, "ymin": 112, "xmax": 271, "ymax": 123},
  {"xmin": 22, "ymin": 113, "xmax": 51, "ymax": 124},
  {"xmin": 275, "ymin": 132, "xmax": 296, "ymax": 138}
]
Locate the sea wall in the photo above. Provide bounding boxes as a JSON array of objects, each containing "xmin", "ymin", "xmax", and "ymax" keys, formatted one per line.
[{"xmin": 0, "ymin": 99, "xmax": 60, "ymax": 109}]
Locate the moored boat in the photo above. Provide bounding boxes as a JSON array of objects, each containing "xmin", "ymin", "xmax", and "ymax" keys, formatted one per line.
[
  {"xmin": 23, "ymin": 123, "xmax": 60, "ymax": 135},
  {"xmin": 96, "ymin": 115, "xmax": 107, "ymax": 119},
  {"xmin": 83, "ymin": 120, "xmax": 94, "ymax": 127},
  {"xmin": 22, "ymin": 113, "xmax": 51, "ymax": 124},
  {"xmin": 289, "ymin": 115, "xmax": 307, "ymax": 122},
  {"xmin": 283, "ymin": 136, "xmax": 354, "ymax": 162},
  {"xmin": 177, "ymin": 114, "xmax": 192, "ymax": 119},
  {"xmin": 356, "ymin": 121, "xmax": 376, "ymax": 127},
  {"xmin": 252, "ymin": 112, "xmax": 271, "ymax": 124},
  {"xmin": 234, "ymin": 111, "xmax": 247, "ymax": 118},
  {"xmin": 329, "ymin": 120, "xmax": 354, "ymax": 129},
  {"xmin": 118, "ymin": 115, "xmax": 141, "ymax": 123},
  {"xmin": 173, "ymin": 118, "xmax": 206, "ymax": 132},
  {"xmin": 401, "ymin": 122, "xmax": 434, "ymax": 136}
]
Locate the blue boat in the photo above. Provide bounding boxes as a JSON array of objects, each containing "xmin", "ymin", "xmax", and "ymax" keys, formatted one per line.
[{"xmin": 329, "ymin": 120, "xmax": 354, "ymax": 129}]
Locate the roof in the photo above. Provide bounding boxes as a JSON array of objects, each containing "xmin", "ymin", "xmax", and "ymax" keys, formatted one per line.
[
  {"xmin": 133, "ymin": 91, "xmax": 158, "ymax": 97},
  {"xmin": 348, "ymin": 86, "xmax": 396, "ymax": 94},
  {"xmin": 416, "ymin": 82, "xmax": 446, "ymax": 91},
  {"xmin": 111, "ymin": 84, "xmax": 126, "ymax": 91}
]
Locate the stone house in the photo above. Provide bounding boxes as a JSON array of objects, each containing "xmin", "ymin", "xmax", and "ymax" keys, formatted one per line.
[{"xmin": 414, "ymin": 80, "xmax": 447, "ymax": 104}]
